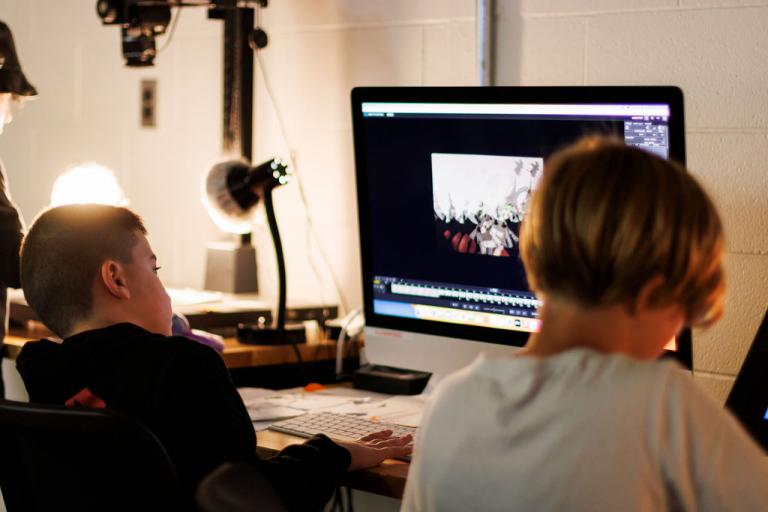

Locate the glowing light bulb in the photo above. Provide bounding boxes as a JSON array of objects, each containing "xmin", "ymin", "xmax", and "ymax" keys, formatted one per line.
[{"xmin": 50, "ymin": 162, "xmax": 128, "ymax": 207}]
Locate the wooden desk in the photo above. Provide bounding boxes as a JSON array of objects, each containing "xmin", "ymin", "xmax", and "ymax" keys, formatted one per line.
[
  {"xmin": 2, "ymin": 327, "xmax": 344, "ymax": 370},
  {"xmin": 256, "ymin": 428, "xmax": 410, "ymax": 499}
]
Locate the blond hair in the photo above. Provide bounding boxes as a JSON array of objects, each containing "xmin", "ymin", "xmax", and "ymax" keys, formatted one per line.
[{"xmin": 520, "ymin": 136, "xmax": 725, "ymax": 327}]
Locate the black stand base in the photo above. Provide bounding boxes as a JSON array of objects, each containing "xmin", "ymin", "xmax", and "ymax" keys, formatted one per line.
[
  {"xmin": 237, "ymin": 323, "xmax": 306, "ymax": 345},
  {"xmin": 353, "ymin": 365, "xmax": 431, "ymax": 395}
]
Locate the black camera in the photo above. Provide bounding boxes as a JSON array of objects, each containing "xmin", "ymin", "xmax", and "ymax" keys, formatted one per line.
[{"xmin": 96, "ymin": 0, "xmax": 171, "ymax": 66}]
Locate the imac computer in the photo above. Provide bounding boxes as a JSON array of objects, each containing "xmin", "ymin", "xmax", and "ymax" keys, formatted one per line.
[{"xmin": 351, "ymin": 86, "xmax": 690, "ymax": 383}]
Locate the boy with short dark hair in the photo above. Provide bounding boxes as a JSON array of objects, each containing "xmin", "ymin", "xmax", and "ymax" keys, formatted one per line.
[
  {"xmin": 17, "ymin": 204, "xmax": 411, "ymax": 510},
  {"xmin": 403, "ymin": 137, "xmax": 768, "ymax": 511}
]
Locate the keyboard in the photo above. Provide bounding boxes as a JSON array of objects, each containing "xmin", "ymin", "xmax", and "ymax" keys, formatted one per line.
[{"xmin": 269, "ymin": 411, "xmax": 417, "ymax": 444}]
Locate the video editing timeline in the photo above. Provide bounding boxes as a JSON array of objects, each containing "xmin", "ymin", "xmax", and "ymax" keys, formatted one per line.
[{"xmin": 372, "ymin": 276, "xmax": 541, "ymax": 333}]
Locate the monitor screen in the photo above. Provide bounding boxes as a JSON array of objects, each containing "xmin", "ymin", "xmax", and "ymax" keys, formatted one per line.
[{"xmin": 352, "ymin": 87, "xmax": 691, "ymax": 374}]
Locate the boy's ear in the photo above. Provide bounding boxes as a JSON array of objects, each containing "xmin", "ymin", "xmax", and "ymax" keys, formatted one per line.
[
  {"xmin": 631, "ymin": 276, "xmax": 665, "ymax": 316},
  {"xmin": 100, "ymin": 260, "xmax": 131, "ymax": 300}
]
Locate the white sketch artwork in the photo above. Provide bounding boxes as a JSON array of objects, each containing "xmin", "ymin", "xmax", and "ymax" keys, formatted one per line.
[{"xmin": 432, "ymin": 153, "xmax": 543, "ymax": 257}]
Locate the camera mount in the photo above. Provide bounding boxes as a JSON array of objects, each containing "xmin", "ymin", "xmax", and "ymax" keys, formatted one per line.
[{"xmin": 96, "ymin": 0, "xmax": 269, "ymax": 66}]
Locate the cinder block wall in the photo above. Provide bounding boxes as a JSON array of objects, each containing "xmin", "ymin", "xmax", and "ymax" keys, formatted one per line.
[{"xmin": 499, "ymin": 0, "xmax": 768, "ymax": 402}]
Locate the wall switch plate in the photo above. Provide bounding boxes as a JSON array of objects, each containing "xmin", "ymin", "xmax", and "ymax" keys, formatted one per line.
[{"xmin": 140, "ymin": 79, "xmax": 157, "ymax": 127}]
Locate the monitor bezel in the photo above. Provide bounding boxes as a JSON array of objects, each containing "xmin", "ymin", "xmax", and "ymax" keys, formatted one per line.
[
  {"xmin": 351, "ymin": 86, "xmax": 691, "ymax": 369},
  {"xmin": 726, "ymin": 308, "xmax": 768, "ymax": 451}
]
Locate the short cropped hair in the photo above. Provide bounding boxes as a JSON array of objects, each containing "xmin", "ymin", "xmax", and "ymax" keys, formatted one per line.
[
  {"xmin": 520, "ymin": 137, "xmax": 725, "ymax": 327},
  {"xmin": 21, "ymin": 204, "xmax": 147, "ymax": 337}
]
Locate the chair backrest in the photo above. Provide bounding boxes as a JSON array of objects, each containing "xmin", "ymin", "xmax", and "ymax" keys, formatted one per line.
[{"xmin": 0, "ymin": 399, "xmax": 184, "ymax": 512}]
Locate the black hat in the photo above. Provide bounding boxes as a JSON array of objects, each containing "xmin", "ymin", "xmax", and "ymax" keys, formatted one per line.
[{"xmin": 0, "ymin": 20, "xmax": 37, "ymax": 97}]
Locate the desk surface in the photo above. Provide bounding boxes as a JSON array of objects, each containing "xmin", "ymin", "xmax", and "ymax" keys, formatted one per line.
[
  {"xmin": 256, "ymin": 428, "xmax": 410, "ymax": 499},
  {"xmin": 2, "ymin": 328, "xmax": 343, "ymax": 369}
]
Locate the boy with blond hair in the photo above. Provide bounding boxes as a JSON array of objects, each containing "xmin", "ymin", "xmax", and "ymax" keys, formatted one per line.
[
  {"xmin": 16, "ymin": 204, "xmax": 411, "ymax": 509},
  {"xmin": 403, "ymin": 137, "xmax": 768, "ymax": 511}
]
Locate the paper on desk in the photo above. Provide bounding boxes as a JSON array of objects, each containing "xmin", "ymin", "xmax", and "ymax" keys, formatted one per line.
[
  {"xmin": 238, "ymin": 388, "xmax": 360, "ymax": 422},
  {"xmin": 239, "ymin": 388, "xmax": 297, "ymax": 421},
  {"xmin": 327, "ymin": 402, "xmax": 377, "ymax": 416},
  {"xmin": 238, "ymin": 387, "xmax": 280, "ymax": 403},
  {"xmin": 363, "ymin": 395, "xmax": 427, "ymax": 428},
  {"xmin": 286, "ymin": 395, "xmax": 350, "ymax": 411},
  {"xmin": 247, "ymin": 404, "xmax": 305, "ymax": 422},
  {"xmin": 250, "ymin": 392, "xmax": 350, "ymax": 411}
]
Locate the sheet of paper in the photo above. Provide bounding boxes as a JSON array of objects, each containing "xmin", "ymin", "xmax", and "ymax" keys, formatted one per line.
[
  {"xmin": 363, "ymin": 395, "xmax": 427, "ymax": 427},
  {"xmin": 287, "ymin": 395, "xmax": 350, "ymax": 411},
  {"xmin": 247, "ymin": 405, "xmax": 305, "ymax": 422},
  {"xmin": 238, "ymin": 387, "xmax": 282, "ymax": 404}
]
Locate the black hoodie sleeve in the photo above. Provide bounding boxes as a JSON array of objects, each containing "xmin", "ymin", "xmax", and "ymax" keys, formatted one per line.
[
  {"xmin": 256, "ymin": 433, "xmax": 351, "ymax": 511},
  {"xmin": 154, "ymin": 339, "xmax": 350, "ymax": 510},
  {"xmin": 151, "ymin": 340, "xmax": 258, "ymax": 494}
]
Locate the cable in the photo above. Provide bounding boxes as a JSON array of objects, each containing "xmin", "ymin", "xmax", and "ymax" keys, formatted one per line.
[
  {"xmin": 254, "ymin": 50, "xmax": 352, "ymax": 315},
  {"xmin": 157, "ymin": 6, "xmax": 182, "ymax": 54},
  {"xmin": 258, "ymin": 51, "xmax": 345, "ymax": 312},
  {"xmin": 332, "ymin": 485, "xmax": 343, "ymax": 512},
  {"xmin": 336, "ymin": 309, "xmax": 363, "ymax": 378},
  {"xmin": 345, "ymin": 486, "xmax": 355, "ymax": 512},
  {"xmin": 289, "ymin": 340, "xmax": 308, "ymax": 385},
  {"xmin": 256, "ymin": 59, "xmax": 332, "ymax": 314}
]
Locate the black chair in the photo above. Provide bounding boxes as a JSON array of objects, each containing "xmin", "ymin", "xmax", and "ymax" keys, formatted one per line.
[
  {"xmin": 196, "ymin": 462, "xmax": 288, "ymax": 512},
  {"xmin": 0, "ymin": 399, "xmax": 184, "ymax": 512}
]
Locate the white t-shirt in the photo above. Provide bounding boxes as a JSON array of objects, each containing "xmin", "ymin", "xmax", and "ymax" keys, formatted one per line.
[{"xmin": 402, "ymin": 348, "xmax": 768, "ymax": 512}]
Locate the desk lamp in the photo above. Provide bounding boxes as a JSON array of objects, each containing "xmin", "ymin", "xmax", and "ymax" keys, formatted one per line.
[{"xmin": 203, "ymin": 158, "xmax": 303, "ymax": 345}]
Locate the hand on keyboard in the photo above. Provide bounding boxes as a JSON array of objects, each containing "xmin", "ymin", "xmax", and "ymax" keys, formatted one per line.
[
  {"xmin": 269, "ymin": 411, "xmax": 417, "ymax": 467},
  {"xmin": 334, "ymin": 429, "xmax": 413, "ymax": 471}
]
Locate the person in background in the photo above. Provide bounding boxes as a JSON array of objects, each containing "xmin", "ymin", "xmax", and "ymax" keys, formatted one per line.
[
  {"xmin": 0, "ymin": 20, "xmax": 36, "ymax": 398},
  {"xmin": 402, "ymin": 137, "xmax": 768, "ymax": 511}
]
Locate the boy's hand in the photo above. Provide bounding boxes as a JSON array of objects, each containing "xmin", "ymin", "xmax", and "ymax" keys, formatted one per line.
[{"xmin": 334, "ymin": 430, "xmax": 413, "ymax": 471}]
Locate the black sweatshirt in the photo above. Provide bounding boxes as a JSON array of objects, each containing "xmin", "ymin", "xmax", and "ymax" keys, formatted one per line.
[{"xmin": 16, "ymin": 322, "xmax": 351, "ymax": 510}]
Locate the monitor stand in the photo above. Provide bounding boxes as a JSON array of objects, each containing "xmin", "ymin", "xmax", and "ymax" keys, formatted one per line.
[{"xmin": 352, "ymin": 365, "xmax": 431, "ymax": 395}]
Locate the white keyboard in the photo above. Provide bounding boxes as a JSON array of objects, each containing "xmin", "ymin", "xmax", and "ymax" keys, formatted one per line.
[{"xmin": 269, "ymin": 411, "xmax": 417, "ymax": 443}]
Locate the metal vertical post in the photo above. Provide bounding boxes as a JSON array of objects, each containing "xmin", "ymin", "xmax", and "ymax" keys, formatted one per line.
[
  {"xmin": 477, "ymin": 0, "xmax": 495, "ymax": 86},
  {"xmin": 222, "ymin": 7, "xmax": 254, "ymax": 160}
]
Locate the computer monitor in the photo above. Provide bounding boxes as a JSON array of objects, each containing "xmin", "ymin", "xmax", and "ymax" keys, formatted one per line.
[
  {"xmin": 726, "ymin": 308, "xmax": 768, "ymax": 452},
  {"xmin": 351, "ymin": 86, "xmax": 691, "ymax": 383}
]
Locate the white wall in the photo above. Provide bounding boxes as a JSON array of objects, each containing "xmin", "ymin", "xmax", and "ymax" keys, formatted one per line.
[{"xmin": 501, "ymin": 0, "xmax": 768, "ymax": 403}]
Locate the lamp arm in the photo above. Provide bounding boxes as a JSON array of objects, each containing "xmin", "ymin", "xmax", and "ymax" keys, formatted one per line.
[{"xmin": 262, "ymin": 184, "xmax": 286, "ymax": 332}]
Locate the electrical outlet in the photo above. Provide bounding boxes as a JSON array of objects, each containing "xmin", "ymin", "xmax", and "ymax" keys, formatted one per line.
[{"xmin": 140, "ymin": 79, "xmax": 157, "ymax": 127}]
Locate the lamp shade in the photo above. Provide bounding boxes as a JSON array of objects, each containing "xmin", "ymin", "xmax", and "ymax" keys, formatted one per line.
[
  {"xmin": 201, "ymin": 158, "xmax": 289, "ymax": 234},
  {"xmin": 50, "ymin": 162, "xmax": 128, "ymax": 207}
]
